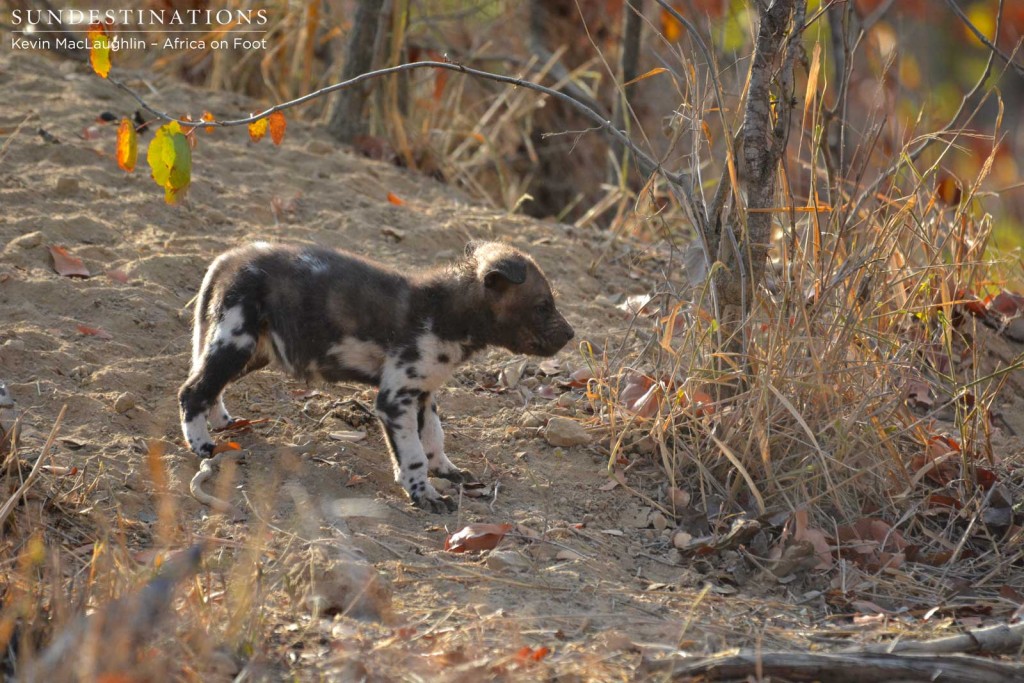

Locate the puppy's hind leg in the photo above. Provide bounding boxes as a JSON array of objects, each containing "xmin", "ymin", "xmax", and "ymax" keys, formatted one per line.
[
  {"xmin": 418, "ymin": 393, "xmax": 475, "ymax": 483},
  {"xmin": 179, "ymin": 302, "xmax": 261, "ymax": 457}
]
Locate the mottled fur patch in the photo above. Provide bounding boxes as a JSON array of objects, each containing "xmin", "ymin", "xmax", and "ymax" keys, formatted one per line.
[{"xmin": 179, "ymin": 240, "xmax": 573, "ymax": 512}]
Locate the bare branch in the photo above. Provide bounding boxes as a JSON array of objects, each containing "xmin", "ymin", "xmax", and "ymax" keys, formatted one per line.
[
  {"xmin": 943, "ymin": 0, "xmax": 1024, "ymax": 79},
  {"xmin": 109, "ymin": 60, "xmax": 688, "ymax": 189}
]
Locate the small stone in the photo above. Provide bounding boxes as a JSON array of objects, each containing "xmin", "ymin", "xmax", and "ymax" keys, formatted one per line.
[
  {"xmin": 519, "ymin": 412, "xmax": 546, "ymax": 429},
  {"xmin": 2, "ymin": 339, "xmax": 25, "ymax": 351},
  {"xmin": 486, "ymin": 549, "xmax": 531, "ymax": 572},
  {"xmin": 672, "ymin": 530, "xmax": 694, "ymax": 549},
  {"xmin": 544, "ymin": 417, "xmax": 592, "ymax": 447},
  {"xmin": 556, "ymin": 392, "xmax": 576, "ymax": 409},
  {"xmin": 306, "ymin": 139, "xmax": 335, "ymax": 155},
  {"xmin": 651, "ymin": 512, "xmax": 668, "ymax": 532},
  {"xmin": 555, "ymin": 548, "xmax": 584, "ymax": 561},
  {"xmin": 113, "ymin": 392, "xmax": 137, "ymax": 414},
  {"xmin": 6, "ymin": 231, "xmax": 44, "ymax": 250},
  {"xmin": 55, "ymin": 177, "xmax": 79, "ymax": 196}
]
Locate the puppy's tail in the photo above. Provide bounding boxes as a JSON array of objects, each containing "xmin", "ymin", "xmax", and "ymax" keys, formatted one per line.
[{"xmin": 191, "ymin": 252, "xmax": 231, "ymax": 370}]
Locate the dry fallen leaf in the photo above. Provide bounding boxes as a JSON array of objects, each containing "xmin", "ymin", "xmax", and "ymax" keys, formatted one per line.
[
  {"xmin": 50, "ymin": 246, "xmax": 91, "ymax": 278},
  {"xmin": 211, "ymin": 441, "xmax": 242, "ymax": 455},
  {"xmin": 444, "ymin": 522, "xmax": 513, "ymax": 553},
  {"xmin": 386, "ymin": 191, "xmax": 405, "ymax": 206},
  {"xmin": 76, "ymin": 324, "xmax": 112, "ymax": 340},
  {"xmin": 215, "ymin": 418, "xmax": 270, "ymax": 432}
]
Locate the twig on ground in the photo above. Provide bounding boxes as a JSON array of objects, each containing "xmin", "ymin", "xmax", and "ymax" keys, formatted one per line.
[
  {"xmin": 189, "ymin": 449, "xmax": 244, "ymax": 515},
  {"xmin": 645, "ymin": 650, "xmax": 1024, "ymax": 682}
]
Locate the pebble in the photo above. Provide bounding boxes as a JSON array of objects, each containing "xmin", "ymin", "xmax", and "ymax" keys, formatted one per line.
[
  {"xmin": 113, "ymin": 392, "xmax": 137, "ymax": 414},
  {"xmin": 55, "ymin": 177, "xmax": 79, "ymax": 196},
  {"xmin": 486, "ymin": 549, "xmax": 531, "ymax": 572},
  {"xmin": 519, "ymin": 412, "xmax": 547, "ymax": 429},
  {"xmin": 544, "ymin": 416, "xmax": 592, "ymax": 447},
  {"xmin": 306, "ymin": 139, "xmax": 335, "ymax": 155},
  {"xmin": 651, "ymin": 512, "xmax": 668, "ymax": 531},
  {"xmin": 6, "ymin": 231, "xmax": 44, "ymax": 250}
]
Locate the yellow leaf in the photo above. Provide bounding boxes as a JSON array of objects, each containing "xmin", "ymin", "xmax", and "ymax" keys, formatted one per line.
[
  {"xmin": 248, "ymin": 116, "xmax": 268, "ymax": 142},
  {"xmin": 116, "ymin": 118, "xmax": 137, "ymax": 172},
  {"xmin": 201, "ymin": 111, "xmax": 215, "ymax": 134},
  {"xmin": 87, "ymin": 22, "xmax": 111, "ymax": 78},
  {"xmin": 146, "ymin": 121, "xmax": 192, "ymax": 204},
  {"xmin": 269, "ymin": 111, "xmax": 286, "ymax": 145},
  {"xmin": 624, "ymin": 67, "xmax": 668, "ymax": 87}
]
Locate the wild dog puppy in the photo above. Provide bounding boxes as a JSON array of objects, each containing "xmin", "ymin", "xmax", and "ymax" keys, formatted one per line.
[{"xmin": 179, "ymin": 241, "xmax": 574, "ymax": 512}]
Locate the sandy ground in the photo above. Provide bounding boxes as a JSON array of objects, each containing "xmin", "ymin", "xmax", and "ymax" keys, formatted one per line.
[
  {"xmin": 0, "ymin": 49, "xmax": 741, "ymax": 680},
  {"xmin": 4, "ymin": 49, "xmax": 1024, "ymax": 681}
]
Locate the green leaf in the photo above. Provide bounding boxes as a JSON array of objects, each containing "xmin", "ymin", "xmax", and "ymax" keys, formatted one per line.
[{"xmin": 147, "ymin": 121, "xmax": 192, "ymax": 204}]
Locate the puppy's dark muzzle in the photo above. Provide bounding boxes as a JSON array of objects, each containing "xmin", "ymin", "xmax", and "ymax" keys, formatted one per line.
[{"xmin": 537, "ymin": 319, "xmax": 575, "ymax": 356}]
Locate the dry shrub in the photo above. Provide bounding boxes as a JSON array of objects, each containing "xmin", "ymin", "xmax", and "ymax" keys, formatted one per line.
[{"xmin": 584, "ymin": 86, "xmax": 1024, "ymax": 606}]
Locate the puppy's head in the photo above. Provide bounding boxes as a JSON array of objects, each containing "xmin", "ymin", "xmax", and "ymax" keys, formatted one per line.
[{"xmin": 465, "ymin": 241, "xmax": 574, "ymax": 356}]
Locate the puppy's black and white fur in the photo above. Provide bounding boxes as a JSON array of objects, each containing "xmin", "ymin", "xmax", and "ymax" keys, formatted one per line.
[{"xmin": 179, "ymin": 241, "xmax": 574, "ymax": 512}]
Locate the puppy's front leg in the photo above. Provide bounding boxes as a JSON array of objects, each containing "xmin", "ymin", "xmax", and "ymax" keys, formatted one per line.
[
  {"xmin": 375, "ymin": 383, "xmax": 457, "ymax": 513},
  {"xmin": 419, "ymin": 393, "xmax": 475, "ymax": 483}
]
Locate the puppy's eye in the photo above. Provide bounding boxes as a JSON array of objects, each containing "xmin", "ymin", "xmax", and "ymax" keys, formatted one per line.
[{"xmin": 535, "ymin": 300, "xmax": 553, "ymax": 315}]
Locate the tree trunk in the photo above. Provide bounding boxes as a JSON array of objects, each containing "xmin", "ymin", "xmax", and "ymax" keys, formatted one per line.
[
  {"xmin": 326, "ymin": 0, "xmax": 387, "ymax": 143},
  {"xmin": 714, "ymin": 0, "xmax": 801, "ymax": 356},
  {"xmin": 609, "ymin": 1, "xmax": 645, "ymax": 181}
]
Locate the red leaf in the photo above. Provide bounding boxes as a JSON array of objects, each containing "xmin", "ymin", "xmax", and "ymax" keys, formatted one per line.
[
  {"xmin": 989, "ymin": 291, "xmax": 1024, "ymax": 318},
  {"xmin": 444, "ymin": 522, "xmax": 513, "ymax": 553},
  {"xmin": 568, "ymin": 368, "xmax": 594, "ymax": 388},
  {"xmin": 387, "ymin": 191, "xmax": 405, "ymax": 206},
  {"xmin": 77, "ymin": 324, "xmax": 112, "ymax": 340},
  {"xmin": 50, "ymin": 246, "xmax": 91, "ymax": 278}
]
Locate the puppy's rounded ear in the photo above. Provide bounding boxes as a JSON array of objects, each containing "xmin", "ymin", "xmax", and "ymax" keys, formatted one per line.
[{"xmin": 483, "ymin": 258, "xmax": 527, "ymax": 288}]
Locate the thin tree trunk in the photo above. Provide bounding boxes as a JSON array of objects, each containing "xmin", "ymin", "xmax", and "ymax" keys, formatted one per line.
[
  {"xmin": 715, "ymin": 0, "xmax": 801, "ymax": 356},
  {"xmin": 326, "ymin": 0, "xmax": 387, "ymax": 143},
  {"xmin": 609, "ymin": 1, "xmax": 645, "ymax": 181}
]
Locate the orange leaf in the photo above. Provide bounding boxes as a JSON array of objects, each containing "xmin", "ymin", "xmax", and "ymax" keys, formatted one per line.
[
  {"xmin": 50, "ymin": 246, "xmax": 91, "ymax": 278},
  {"xmin": 116, "ymin": 118, "xmax": 137, "ymax": 172},
  {"xmin": 211, "ymin": 441, "xmax": 242, "ymax": 455},
  {"xmin": 624, "ymin": 67, "xmax": 668, "ymax": 87},
  {"xmin": 387, "ymin": 191, "xmax": 405, "ymax": 206},
  {"xmin": 268, "ymin": 111, "xmax": 286, "ymax": 145},
  {"xmin": 660, "ymin": 8, "xmax": 682, "ymax": 41},
  {"xmin": 248, "ymin": 116, "xmax": 268, "ymax": 143},
  {"xmin": 444, "ymin": 522, "xmax": 513, "ymax": 552},
  {"xmin": 76, "ymin": 324, "xmax": 112, "ymax": 340},
  {"xmin": 201, "ymin": 111, "xmax": 215, "ymax": 134}
]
